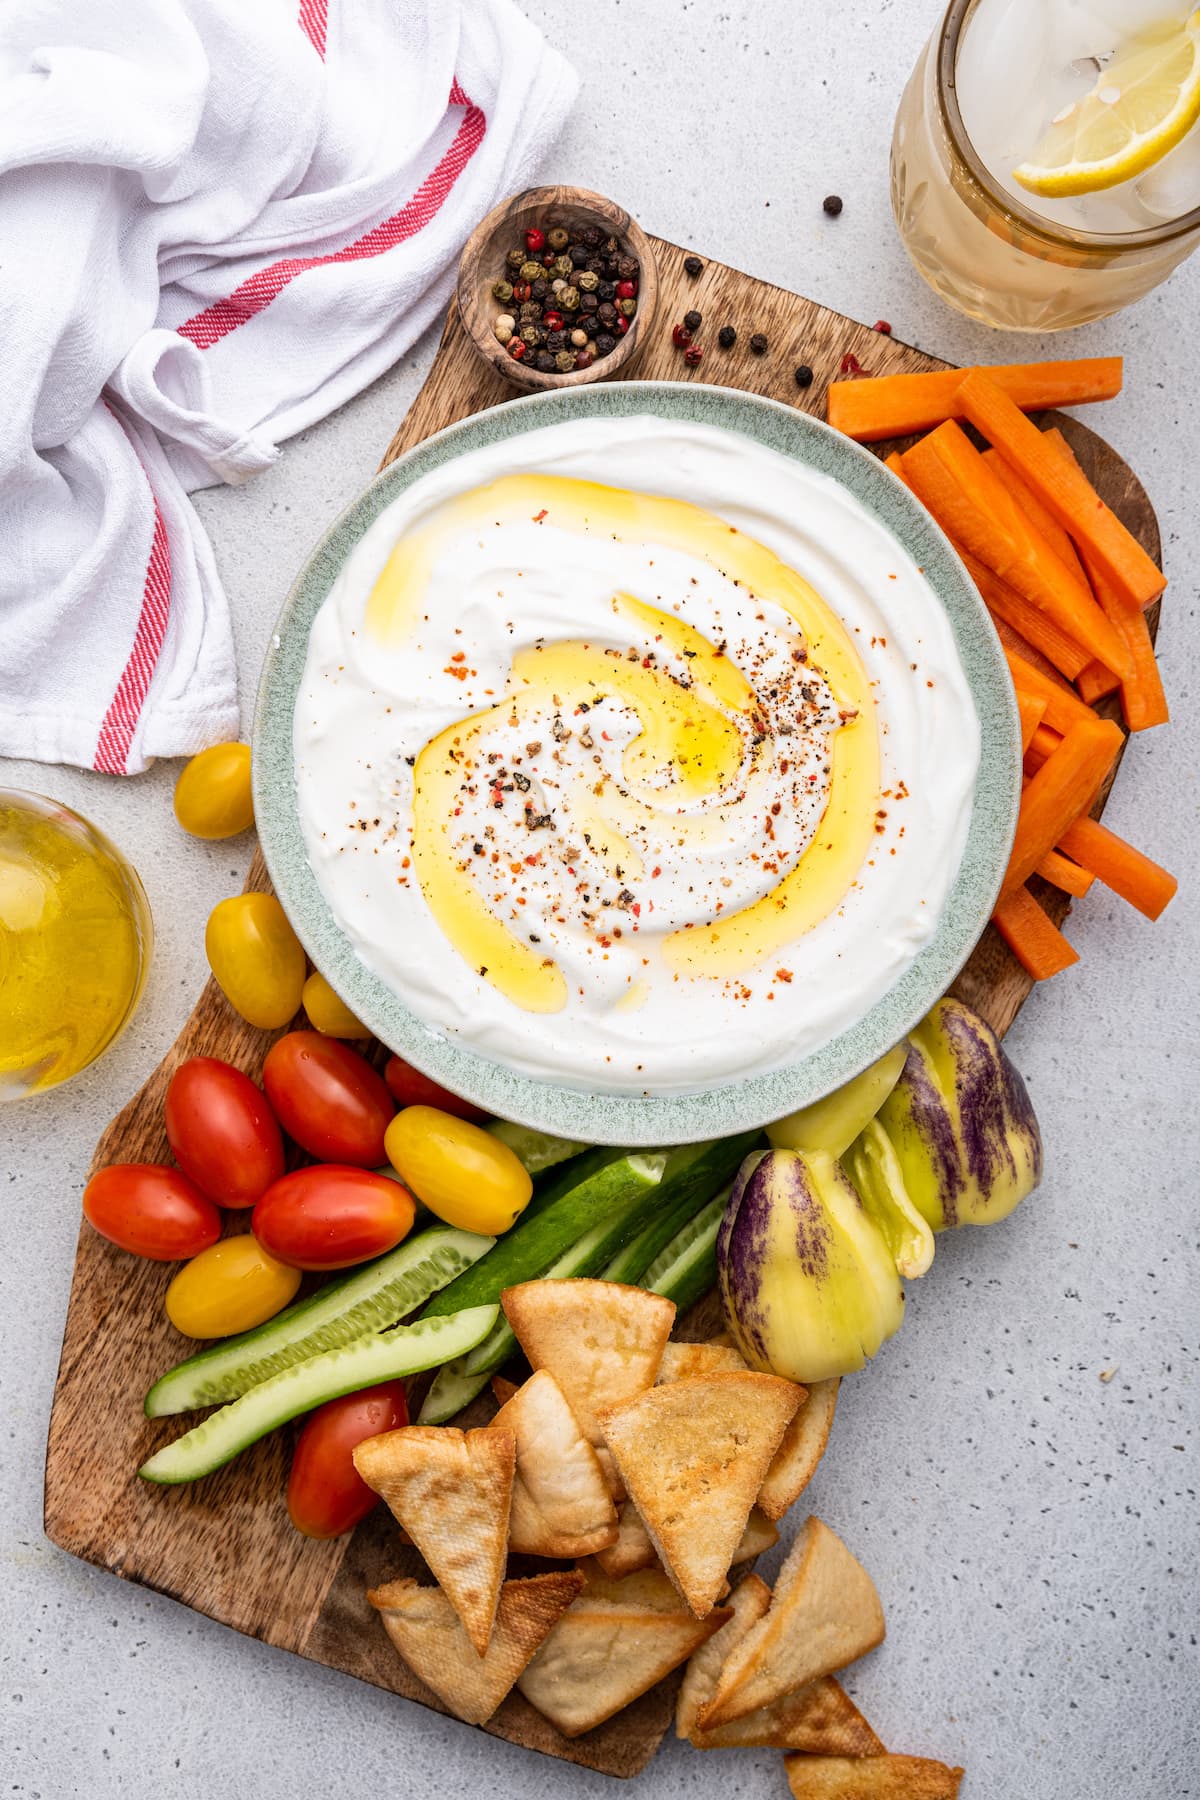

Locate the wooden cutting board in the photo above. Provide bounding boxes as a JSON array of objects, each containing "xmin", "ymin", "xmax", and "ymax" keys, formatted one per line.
[{"xmin": 44, "ymin": 233, "xmax": 1162, "ymax": 1779}]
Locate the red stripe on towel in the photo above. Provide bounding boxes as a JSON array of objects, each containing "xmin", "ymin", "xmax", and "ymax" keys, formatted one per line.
[
  {"xmin": 298, "ymin": 0, "xmax": 328, "ymax": 59},
  {"xmin": 177, "ymin": 82, "xmax": 486, "ymax": 350},
  {"xmin": 94, "ymin": 498, "xmax": 173, "ymax": 775}
]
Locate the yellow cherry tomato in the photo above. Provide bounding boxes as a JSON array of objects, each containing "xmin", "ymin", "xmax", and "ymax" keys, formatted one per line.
[
  {"xmin": 302, "ymin": 971, "xmax": 371, "ymax": 1038},
  {"xmin": 165, "ymin": 1235, "xmax": 301, "ymax": 1338},
  {"xmin": 174, "ymin": 742, "xmax": 254, "ymax": 840},
  {"xmin": 205, "ymin": 892, "xmax": 306, "ymax": 1029},
  {"xmin": 384, "ymin": 1105, "xmax": 532, "ymax": 1235}
]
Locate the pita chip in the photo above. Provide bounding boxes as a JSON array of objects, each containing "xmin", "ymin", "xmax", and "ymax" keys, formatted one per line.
[
  {"xmin": 784, "ymin": 1754, "xmax": 964, "ymax": 1798},
  {"xmin": 699, "ymin": 1516, "xmax": 885, "ymax": 1728},
  {"xmin": 594, "ymin": 1446, "xmax": 626, "ymax": 1502},
  {"xmin": 516, "ymin": 1568, "xmax": 730, "ymax": 1737},
  {"xmin": 500, "ymin": 1279, "xmax": 675, "ymax": 1444},
  {"xmin": 353, "ymin": 1425, "xmax": 514, "ymax": 1656},
  {"xmin": 656, "ymin": 1341, "xmax": 748, "ymax": 1382},
  {"xmin": 492, "ymin": 1370, "xmax": 618, "ymax": 1559},
  {"xmin": 490, "ymin": 1375, "xmax": 521, "ymax": 1407},
  {"xmin": 592, "ymin": 1499, "xmax": 658, "ymax": 1580},
  {"xmin": 367, "ymin": 1573, "xmax": 583, "ymax": 1726},
  {"xmin": 693, "ymin": 1675, "xmax": 884, "ymax": 1753},
  {"xmin": 758, "ymin": 1377, "xmax": 840, "ymax": 1521},
  {"xmin": 730, "ymin": 1507, "xmax": 780, "ymax": 1564},
  {"xmin": 598, "ymin": 1372, "xmax": 803, "ymax": 1617},
  {"xmin": 676, "ymin": 1572, "xmax": 772, "ymax": 1739}
]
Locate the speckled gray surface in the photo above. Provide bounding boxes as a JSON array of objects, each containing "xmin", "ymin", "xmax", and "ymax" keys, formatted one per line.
[
  {"xmin": 254, "ymin": 382, "xmax": 1019, "ymax": 1145},
  {"xmin": 2, "ymin": 2, "xmax": 1197, "ymax": 1795}
]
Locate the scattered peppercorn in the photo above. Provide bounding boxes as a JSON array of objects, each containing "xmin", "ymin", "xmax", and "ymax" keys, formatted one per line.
[
  {"xmin": 718, "ymin": 324, "xmax": 737, "ymax": 350},
  {"xmin": 554, "ymin": 349, "xmax": 575, "ymax": 373},
  {"xmin": 595, "ymin": 332, "xmax": 616, "ymax": 356},
  {"xmin": 823, "ymin": 194, "xmax": 844, "ymax": 217},
  {"xmin": 547, "ymin": 225, "xmax": 569, "ymax": 252},
  {"xmin": 683, "ymin": 254, "xmax": 704, "ymax": 276},
  {"xmin": 534, "ymin": 350, "xmax": 556, "ymax": 372},
  {"xmin": 524, "ymin": 226, "xmax": 545, "ymax": 253},
  {"xmin": 750, "ymin": 332, "xmax": 769, "ymax": 355},
  {"xmin": 575, "ymin": 348, "xmax": 595, "ymax": 369},
  {"xmin": 672, "ymin": 322, "xmax": 692, "ymax": 348},
  {"xmin": 508, "ymin": 339, "xmax": 527, "ymax": 360},
  {"xmin": 684, "ymin": 343, "xmax": 704, "ymax": 367},
  {"xmin": 683, "ymin": 309, "xmax": 701, "ymax": 332},
  {"xmin": 873, "ymin": 319, "xmax": 893, "ymax": 335},
  {"xmin": 492, "ymin": 279, "xmax": 514, "ymax": 304},
  {"xmin": 794, "ymin": 363, "xmax": 814, "ymax": 388}
]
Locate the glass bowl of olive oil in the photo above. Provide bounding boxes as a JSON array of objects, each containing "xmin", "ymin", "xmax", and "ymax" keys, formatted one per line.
[{"xmin": 0, "ymin": 790, "xmax": 153, "ymax": 1100}]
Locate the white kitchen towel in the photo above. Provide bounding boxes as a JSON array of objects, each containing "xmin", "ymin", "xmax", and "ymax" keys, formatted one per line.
[{"xmin": 0, "ymin": 0, "xmax": 577, "ymax": 775}]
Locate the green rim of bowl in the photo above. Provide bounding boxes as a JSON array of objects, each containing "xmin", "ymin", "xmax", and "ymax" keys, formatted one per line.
[{"xmin": 254, "ymin": 382, "xmax": 1020, "ymax": 1147}]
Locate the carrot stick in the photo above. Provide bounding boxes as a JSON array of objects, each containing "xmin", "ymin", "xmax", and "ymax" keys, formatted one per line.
[
  {"xmin": 991, "ymin": 612, "xmax": 1070, "ymax": 685},
  {"xmin": 955, "ymin": 371, "xmax": 1165, "ymax": 610},
  {"xmin": 1003, "ymin": 716, "xmax": 1125, "ymax": 895},
  {"xmin": 1017, "ymin": 692, "xmax": 1047, "ymax": 753},
  {"xmin": 1025, "ymin": 723, "xmax": 1062, "ymax": 773},
  {"xmin": 983, "ymin": 449, "xmax": 1088, "ymax": 585},
  {"xmin": 1076, "ymin": 659, "xmax": 1122, "ymax": 704},
  {"xmin": 993, "ymin": 885, "xmax": 1080, "ymax": 980},
  {"xmin": 884, "ymin": 451, "xmax": 908, "ymax": 481},
  {"xmin": 1058, "ymin": 816, "xmax": 1178, "ymax": 920},
  {"xmin": 827, "ymin": 358, "xmax": 1123, "ymax": 444},
  {"xmin": 1036, "ymin": 848, "xmax": 1095, "ymax": 898},
  {"xmin": 1004, "ymin": 646, "xmax": 1098, "ymax": 736},
  {"xmin": 902, "ymin": 424, "xmax": 1132, "ymax": 678},
  {"xmin": 963, "ymin": 549, "xmax": 1091, "ymax": 680},
  {"xmin": 1041, "ymin": 428, "xmax": 1169, "ymax": 732}
]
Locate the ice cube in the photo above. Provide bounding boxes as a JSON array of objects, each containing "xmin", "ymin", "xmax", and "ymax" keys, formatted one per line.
[{"xmin": 1133, "ymin": 121, "xmax": 1200, "ymax": 222}]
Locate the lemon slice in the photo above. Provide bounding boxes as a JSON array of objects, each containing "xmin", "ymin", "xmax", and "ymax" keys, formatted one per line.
[{"xmin": 1013, "ymin": 10, "xmax": 1200, "ymax": 198}]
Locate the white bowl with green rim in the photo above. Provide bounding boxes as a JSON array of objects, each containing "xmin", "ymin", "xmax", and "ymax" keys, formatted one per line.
[{"xmin": 253, "ymin": 383, "xmax": 1019, "ymax": 1147}]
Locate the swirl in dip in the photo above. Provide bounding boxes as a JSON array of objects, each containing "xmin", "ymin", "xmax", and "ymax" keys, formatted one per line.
[{"xmin": 294, "ymin": 416, "xmax": 979, "ymax": 1096}]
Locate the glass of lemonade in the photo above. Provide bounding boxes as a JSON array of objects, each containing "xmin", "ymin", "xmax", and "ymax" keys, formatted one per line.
[{"xmin": 892, "ymin": 0, "xmax": 1200, "ymax": 330}]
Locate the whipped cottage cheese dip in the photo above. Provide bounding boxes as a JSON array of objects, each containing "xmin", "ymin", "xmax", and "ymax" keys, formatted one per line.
[{"xmin": 294, "ymin": 416, "xmax": 979, "ymax": 1096}]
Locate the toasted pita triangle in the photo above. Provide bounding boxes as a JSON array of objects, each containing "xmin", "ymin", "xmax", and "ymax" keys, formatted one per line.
[
  {"xmin": 591, "ymin": 1498, "xmax": 658, "ymax": 1580},
  {"xmin": 598, "ymin": 1373, "xmax": 802, "ymax": 1617},
  {"xmin": 784, "ymin": 1754, "xmax": 964, "ymax": 1798},
  {"xmin": 353, "ymin": 1425, "xmax": 514, "ymax": 1656},
  {"xmin": 731, "ymin": 1507, "xmax": 779, "ymax": 1563},
  {"xmin": 490, "ymin": 1375, "xmax": 521, "ymax": 1406},
  {"xmin": 694, "ymin": 1674, "xmax": 884, "ymax": 1753},
  {"xmin": 700, "ymin": 1516, "xmax": 885, "ymax": 1728},
  {"xmin": 367, "ymin": 1573, "xmax": 583, "ymax": 1726},
  {"xmin": 575, "ymin": 1565, "xmax": 687, "ymax": 1612},
  {"xmin": 656, "ymin": 1341, "xmax": 748, "ymax": 1382},
  {"xmin": 492, "ymin": 1370, "xmax": 618, "ymax": 1559},
  {"xmin": 516, "ymin": 1572, "xmax": 730, "ymax": 1737},
  {"xmin": 758, "ymin": 1377, "xmax": 840, "ymax": 1521},
  {"xmin": 500, "ymin": 1279, "xmax": 675, "ymax": 1444},
  {"xmin": 594, "ymin": 1446, "xmax": 626, "ymax": 1501},
  {"xmin": 676, "ymin": 1573, "xmax": 772, "ymax": 1739}
]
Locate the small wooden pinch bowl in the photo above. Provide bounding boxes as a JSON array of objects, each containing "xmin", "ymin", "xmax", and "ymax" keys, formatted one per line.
[{"xmin": 457, "ymin": 184, "xmax": 659, "ymax": 393}]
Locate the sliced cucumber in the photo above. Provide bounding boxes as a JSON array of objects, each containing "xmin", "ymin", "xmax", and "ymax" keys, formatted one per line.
[
  {"xmin": 145, "ymin": 1226, "xmax": 493, "ymax": 1418},
  {"xmin": 487, "ymin": 1120, "xmax": 589, "ymax": 1175},
  {"xmin": 418, "ymin": 1197, "xmax": 657, "ymax": 1423},
  {"xmin": 417, "ymin": 1134, "xmax": 759, "ymax": 1423},
  {"xmin": 643, "ymin": 1186, "xmax": 733, "ymax": 1316},
  {"xmin": 140, "ymin": 1305, "xmax": 498, "ymax": 1485},
  {"xmin": 421, "ymin": 1150, "xmax": 666, "ymax": 1319}
]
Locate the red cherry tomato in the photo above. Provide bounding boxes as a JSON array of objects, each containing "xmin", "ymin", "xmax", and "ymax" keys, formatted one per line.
[
  {"xmin": 287, "ymin": 1382, "xmax": 409, "ymax": 1539},
  {"xmin": 252, "ymin": 1165, "xmax": 416, "ymax": 1270},
  {"xmin": 164, "ymin": 1056, "xmax": 285, "ymax": 1208},
  {"xmin": 262, "ymin": 1033, "xmax": 394, "ymax": 1166},
  {"xmin": 83, "ymin": 1164, "xmax": 222, "ymax": 1261},
  {"xmin": 383, "ymin": 1054, "xmax": 487, "ymax": 1123}
]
